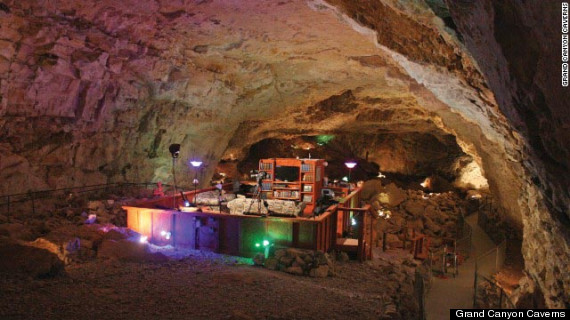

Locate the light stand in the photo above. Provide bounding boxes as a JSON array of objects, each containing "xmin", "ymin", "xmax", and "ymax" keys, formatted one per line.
[
  {"xmin": 216, "ymin": 183, "xmax": 223, "ymax": 213},
  {"xmin": 169, "ymin": 144, "xmax": 181, "ymax": 209},
  {"xmin": 345, "ymin": 161, "xmax": 357, "ymax": 193},
  {"xmin": 190, "ymin": 160, "xmax": 202, "ymax": 206}
]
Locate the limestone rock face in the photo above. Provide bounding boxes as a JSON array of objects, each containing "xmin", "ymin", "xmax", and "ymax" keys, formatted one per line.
[
  {"xmin": 444, "ymin": 0, "xmax": 570, "ymax": 308},
  {"xmin": 0, "ymin": 0, "xmax": 567, "ymax": 307}
]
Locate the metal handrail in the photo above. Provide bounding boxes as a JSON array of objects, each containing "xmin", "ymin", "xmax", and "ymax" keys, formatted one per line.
[{"xmin": 0, "ymin": 182, "xmax": 173, "ymax": 215}]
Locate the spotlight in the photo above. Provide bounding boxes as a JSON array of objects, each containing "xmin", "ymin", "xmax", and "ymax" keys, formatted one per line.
[
  {"xmin": 139, "ymin": 235, "xmax": 148, "ymax": 243},
  {"xmin": 160, "ymin": 230, "xmax": 171, "ymax": 240},
  {"xmin": 169, "ymin": 144, "xmax": 181, "ymax": 158}
]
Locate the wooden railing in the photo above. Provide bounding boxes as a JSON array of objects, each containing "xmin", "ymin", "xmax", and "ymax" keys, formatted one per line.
[{"xmin": 332, "ymin": 187, "xmax": 376, "ymax": 261}]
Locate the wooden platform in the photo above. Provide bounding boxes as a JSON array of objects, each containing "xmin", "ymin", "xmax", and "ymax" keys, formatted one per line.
[
  {"xmin": 124, "ymin": 183, "xmax": 376, "ymax": 260},
  {"xmin": 123, "ymin": 188, "xmax": 337, "ymax": 257}
]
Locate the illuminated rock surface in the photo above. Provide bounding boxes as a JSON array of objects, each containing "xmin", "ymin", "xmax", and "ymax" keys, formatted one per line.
[{"xmin": 0, "ymin": 0, "xmax": 568, "ymax": 308}]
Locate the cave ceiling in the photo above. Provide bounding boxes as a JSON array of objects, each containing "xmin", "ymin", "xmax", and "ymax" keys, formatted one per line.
[
  {"xmin": 0, "ymin": 0, "xmax": 524, "ymax": 223},
  {"xmin": 0, "ymin": 0, "xmax": 569, "ymax": 307}
]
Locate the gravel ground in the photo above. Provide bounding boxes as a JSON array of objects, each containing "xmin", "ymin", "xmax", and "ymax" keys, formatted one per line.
[{"xmin": 0, "ymin": 248, "xmax": 420, "ymax": 320}]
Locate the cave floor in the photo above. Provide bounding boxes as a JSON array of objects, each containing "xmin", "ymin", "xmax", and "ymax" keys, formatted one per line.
[
  {"xmin": 0, "ymin": 249, "xmax": 418, "ymax": 320},
  {"xmin": 425, "ymin": 213, "xmax": 497, "ymax": 320}
]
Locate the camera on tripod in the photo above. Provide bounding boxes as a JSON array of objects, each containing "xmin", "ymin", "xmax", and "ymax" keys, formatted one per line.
[{"xmin": 250, "ymin": 170, "xmax": 267, "ymax": 182}]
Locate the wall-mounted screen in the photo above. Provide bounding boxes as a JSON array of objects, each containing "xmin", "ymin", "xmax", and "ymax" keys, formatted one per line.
[{"xmin": 274, "ymin": 166, "xmax": 299, "ymax": 182}]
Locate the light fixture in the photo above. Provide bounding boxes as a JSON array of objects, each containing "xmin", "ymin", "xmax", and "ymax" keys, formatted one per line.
[
  {"xmin": 160, "ymin": 230, "xmax": 171, "ymax": 240},
  {"xmin": 344, "ymin": 161, "xmax": 357, "ymax": 193},
  {"xmin": 254, "ymin": 239, "xmax": 273, "ymax": 258},
  {"xmin": 190, "ymin": 160, "xmax": 203, "ymax": 206},
  {"xmin": 139, "ymin": 235, "xmax": 148, "ymax": 243},
  {"xmin": 169, "ymin": 144, "xmax": 181, "ymax": 209},
  {"xmin": 169, "ymin": 144, "xmax": 181, "ymax": 158},
  {"xmin": 345, "ymin": 161, "xmax": 357, "ymax": 169}
]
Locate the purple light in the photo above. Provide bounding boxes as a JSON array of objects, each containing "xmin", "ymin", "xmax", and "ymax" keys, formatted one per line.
[
  {"xmin": 344, "ymin": 161, "xmax": 357, "ymax": 169},
  {"xmin": 190, "ymin": 161, "xmax": 202, "ymax": 168}
]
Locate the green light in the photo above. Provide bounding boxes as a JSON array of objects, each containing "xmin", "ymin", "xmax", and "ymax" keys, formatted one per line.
[
  {"xmin": 316, "ymin": 135, "xmax": 335, "ymax": 145},
  {"xmin": 255, "ymin": 243, "xmax": 260, "ymax": 247},
  {"xmin": 263, "ymin": 240, "xmax": 270, "ymax": 247}
]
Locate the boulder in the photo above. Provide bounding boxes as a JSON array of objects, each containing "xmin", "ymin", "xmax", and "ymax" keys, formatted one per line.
[
  {"xmin": 360, "ymin": 178, "xmax": 383, "ymax": 201},
  {"xmin": 309, "ymin": 265, "xmax": 329, "ymax": 278},
  {"xmin": 253, "ymin": 253, "xmax": 265, "ymax": 266},
  {"xmin": 0, "ymin": 240, "xmax": 65, "ymax": 278},
  {"xmin": 264, "ymin": 257, "xmax": 278, "ymax": 270},
  {"xmin": 422, "ymin": 216, "xmax": 442, "ymax": 235},
  {"xmin": 403, "ymin": 200, "xmax": 426, "ymax": 217},
  {"xmin": 376, "ymin": 183, "xmax": 407, "ymax": 207},
  {"xmin": 284, "ymin": 266, "xmax": 304, "ymax": 276}
]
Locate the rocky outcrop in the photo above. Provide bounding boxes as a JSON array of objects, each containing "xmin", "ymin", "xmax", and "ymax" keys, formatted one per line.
[
  {"xmin": 0, "ymin": 239, "xmax": 65, "ymax": 278},
  {"xmin": 261, "ymin": 248, "xmax": 335, "ymax": 278}
]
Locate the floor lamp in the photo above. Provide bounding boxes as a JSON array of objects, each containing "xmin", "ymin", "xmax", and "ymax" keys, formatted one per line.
[
  {"xmin": 190, "ymin": 160, "xmax": 202, "ymax": 206},
  {"xmin": 344, "ymin": 161, "xmax": 357, "ymax": 193},
  {"xmin": 169, "ymin": 144, "xmax": 181, "ymax": 209}
]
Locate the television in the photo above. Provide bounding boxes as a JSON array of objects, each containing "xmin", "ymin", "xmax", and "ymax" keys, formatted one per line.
[{"xmin": 274, "ymin": 166, "xmax": 299, "ymax": 182}]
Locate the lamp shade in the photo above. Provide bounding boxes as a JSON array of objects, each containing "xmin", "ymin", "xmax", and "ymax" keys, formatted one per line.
[{"xmin": 344, "ymin": 161, "xmax": 357, "ymax": 169}]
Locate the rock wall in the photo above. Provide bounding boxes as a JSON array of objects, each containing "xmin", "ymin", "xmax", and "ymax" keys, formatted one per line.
[
  {"xmin": 0, "ymin": 0, "xmax": 568, "ymax": 307},
  {"xmin": 445, "ymin": 0, "xmax": 570, "ymax": 308}
]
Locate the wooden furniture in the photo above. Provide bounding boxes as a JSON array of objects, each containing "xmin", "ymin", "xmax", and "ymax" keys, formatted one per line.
[{"xmin": 258, "ymin": 158, "xmax": 325, "ymax": 216}]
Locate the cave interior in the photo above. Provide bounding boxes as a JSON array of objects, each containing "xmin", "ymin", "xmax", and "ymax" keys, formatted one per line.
[{"xmin": 0, "ymin": 0, "xmax": 569, "ymax": 317}]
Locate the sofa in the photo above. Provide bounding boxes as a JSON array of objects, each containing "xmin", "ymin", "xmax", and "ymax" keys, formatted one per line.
[{"xmin": 226, "ymin": 197, "xmax": 305, "ymax": 217}]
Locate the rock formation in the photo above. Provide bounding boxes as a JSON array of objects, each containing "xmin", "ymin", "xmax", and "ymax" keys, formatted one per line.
[{"xmin": 0, "ymin": 0, "xmax": 568, "ymax": 307}]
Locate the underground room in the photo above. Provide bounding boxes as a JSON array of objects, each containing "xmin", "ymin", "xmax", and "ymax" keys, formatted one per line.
[{"xmin": 0, "ymin": 0, "xmax": 568, "ymax": 319}]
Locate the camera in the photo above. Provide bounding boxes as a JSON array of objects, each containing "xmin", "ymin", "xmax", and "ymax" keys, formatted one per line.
[{"xmin": 250, "ymin": 170, "xmax": 267, "ymax": 181}]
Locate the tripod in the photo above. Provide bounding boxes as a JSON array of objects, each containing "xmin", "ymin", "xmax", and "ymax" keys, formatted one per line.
[{"xmin": 245, "ymin": 176, "xmax": 269, "ymax": 216}]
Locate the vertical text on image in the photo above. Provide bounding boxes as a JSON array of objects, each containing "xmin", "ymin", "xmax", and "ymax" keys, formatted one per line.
[
  {"xmin": 563, "ymin": 63, "xmax": 568, "ymax": 87},
  {"xmin": 562, "ymin": 2, "xmax": 568, "ymax": 33}
]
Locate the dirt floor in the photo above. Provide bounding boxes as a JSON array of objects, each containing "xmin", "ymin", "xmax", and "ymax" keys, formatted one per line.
[{"xmin": 0, "ymin": 248, "xmax": 420, "ymax": 320}]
